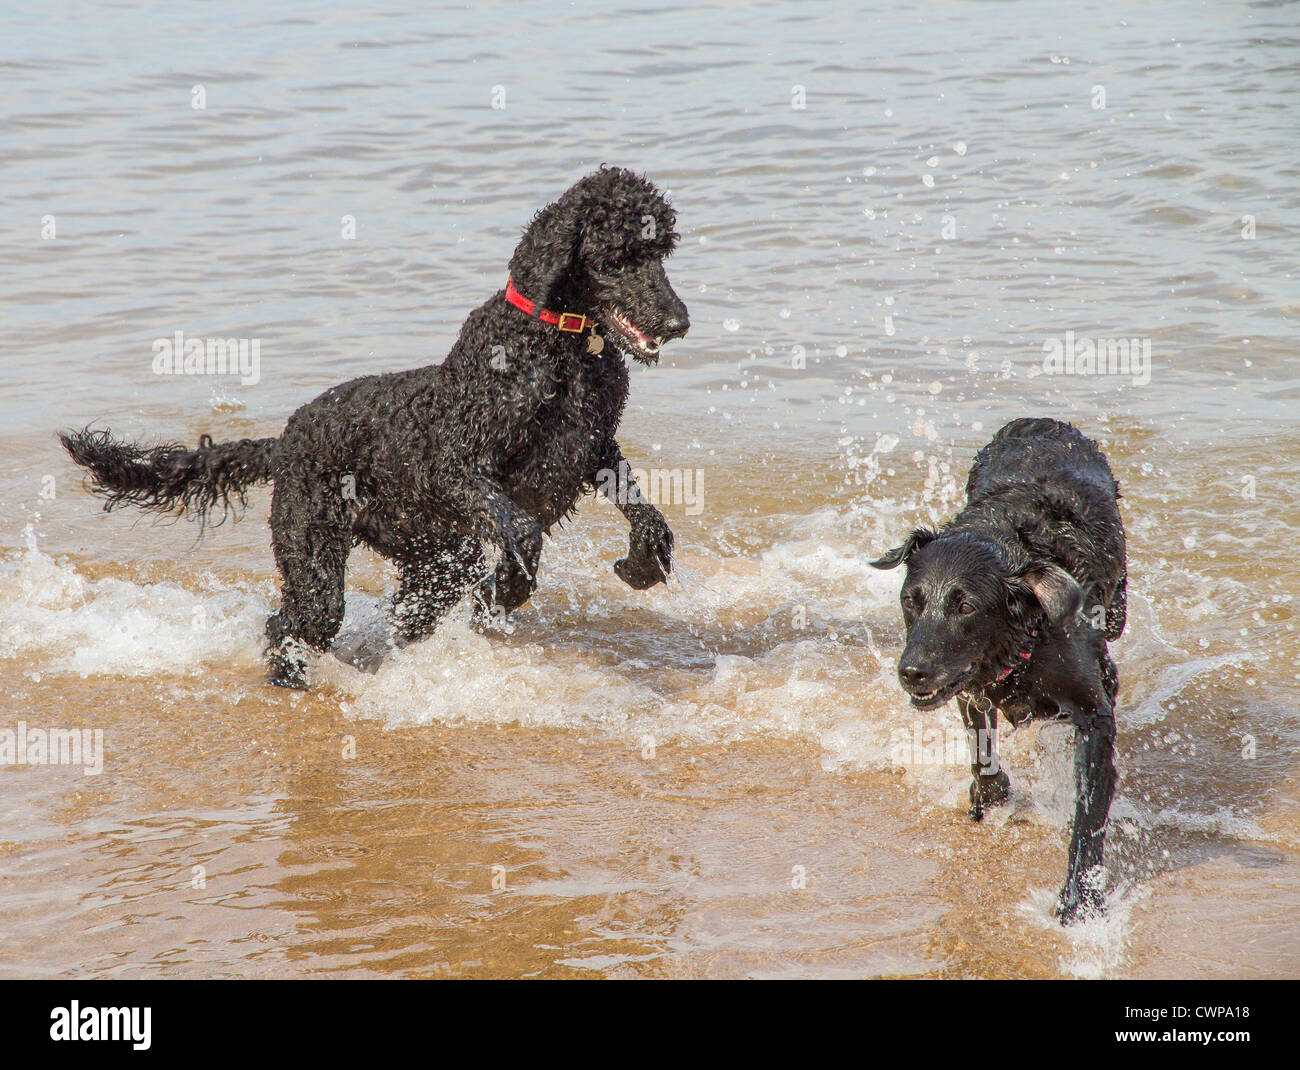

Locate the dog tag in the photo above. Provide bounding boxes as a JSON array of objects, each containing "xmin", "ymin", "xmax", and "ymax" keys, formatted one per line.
[{"xmin": 586, "ymin": 332, "xmax": 605, "ymax": 355}]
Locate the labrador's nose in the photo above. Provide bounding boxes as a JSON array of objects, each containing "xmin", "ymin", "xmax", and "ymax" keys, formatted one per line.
[{"xmin": 899, "ymin": 664, "xmax": 931, "ymax": 689}]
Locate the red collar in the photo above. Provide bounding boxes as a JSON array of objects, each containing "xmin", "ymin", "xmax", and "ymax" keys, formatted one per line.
[
  {"xmin": 504, "ymin": 276, "xmax": 596, "ymax": 333},
  {"xmin": 994, "ymin": 626, "xmax": 1039, "ymax": 682}
]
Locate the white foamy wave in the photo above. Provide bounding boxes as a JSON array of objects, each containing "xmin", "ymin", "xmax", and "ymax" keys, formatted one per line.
[
  {"xmin": 1123, "ymin": 653, "xmax": 1249, "ymax": 727},
  {"xmin": 575, "ymin": 506, "xmax": 906, "ymax": 628},
  {"xmin": 327, "ymin": 619, "xmax": 654, "ymax": 733},
  {"xmin": 319, "ymin": 510, "xmax": 924, "ymax": 775},
  {"xmin": 1138, "ymin": 805, "xmax": 1289, "ymax": 848},
  {"xmin": 1018, "ymin": 878, "xmax": 1150, "ymax": 980},
  {"xmin": 328, "ymin": 617, "xmax": 883, "ymax": 754},
  {"xmin": 0, "ymin": 527, "xmax": 268, "ymax": 678}
]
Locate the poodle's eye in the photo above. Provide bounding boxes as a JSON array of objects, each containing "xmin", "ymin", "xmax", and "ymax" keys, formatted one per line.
[{"xmin": 958, "ymin": 601, "xmax": 977, "ymax": 616}]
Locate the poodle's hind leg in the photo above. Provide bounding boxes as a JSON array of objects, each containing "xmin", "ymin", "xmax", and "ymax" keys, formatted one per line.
[
  {"xmin": 390, "ymin": 535, "xmax": 486, "ymax": 644},
  {"xmin": 265, "ymin": 482, "xmax": 351, "ymax": 689},
  {"xmin": 475, "ymin": 535, "xmax": 541, "ymax": 624}
]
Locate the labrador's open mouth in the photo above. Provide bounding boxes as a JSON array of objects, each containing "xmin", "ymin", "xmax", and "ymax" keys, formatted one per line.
[{"xmin": 905, "ymin": 665, "xmax": 976, "ymax": 710}]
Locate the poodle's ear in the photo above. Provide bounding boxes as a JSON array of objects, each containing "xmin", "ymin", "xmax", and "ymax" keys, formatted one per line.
[
  {"xmin": 1012, "ymin": 562, "xmax": 1083, "ymax": 624},
  {"xmin": 530, "ymin": 211, "xmax": 581, "ymax": 312},
  {"xmin": 869, "ymin": 527, "xmax": 937, "ymax": 570}
]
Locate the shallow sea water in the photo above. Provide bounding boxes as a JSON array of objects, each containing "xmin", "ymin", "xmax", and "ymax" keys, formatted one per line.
[{"xmin": 0, "ymin": 0, "xmax": 1296, "ymax": 977}]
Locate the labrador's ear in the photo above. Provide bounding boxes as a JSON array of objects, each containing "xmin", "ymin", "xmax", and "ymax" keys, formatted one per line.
[
  {"xmin": 869, "ymin": 527, "xmax": 937, "ymax": 570},
  {"xmin": 1015, "ymin": 562, "xmax": 1084, "ymax": 624}
]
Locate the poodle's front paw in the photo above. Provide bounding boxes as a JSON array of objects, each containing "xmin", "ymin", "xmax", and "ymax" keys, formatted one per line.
[
  {"xmin": 617, "ymin": 510, "xmax": 673, "ymax": 589},
  {"xmin": 497, "ymin": 513, "xmax": 543, "ymax": 577}
]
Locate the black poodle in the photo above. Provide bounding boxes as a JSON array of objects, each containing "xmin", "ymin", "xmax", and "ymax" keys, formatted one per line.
[{"xmin": 61, "ymin": 166, "xmax": 691, "ymax": 688}]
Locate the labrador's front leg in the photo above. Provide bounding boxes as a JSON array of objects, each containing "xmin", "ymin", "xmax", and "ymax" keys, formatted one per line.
[
  {"xmin": 1058, "ymin": 703, "xmax": 1117, "ymax": 924},
  {"xmin": 958, "ymin": 694, "xmax": 1011, "ymax": 821}
]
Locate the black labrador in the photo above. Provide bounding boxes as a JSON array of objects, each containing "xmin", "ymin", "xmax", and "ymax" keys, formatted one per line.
[{"xmin": 871, "ymin": 417, "xmax": 1126, "ymax": 923}]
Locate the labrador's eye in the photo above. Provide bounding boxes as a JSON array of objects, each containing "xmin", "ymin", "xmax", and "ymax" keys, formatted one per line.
[{"xmin": 958, "ymin": 601, "xmax": 977, "ymax": 615}]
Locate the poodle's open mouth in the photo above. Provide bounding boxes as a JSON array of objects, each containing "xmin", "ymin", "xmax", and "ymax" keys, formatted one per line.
[
  {"xmin": 602, "ymin": 308, "xmax": 663, "ymax": 364},
  {"xmin": 905, "ymin": 665, "xmax": 977, "ymax": 710}
]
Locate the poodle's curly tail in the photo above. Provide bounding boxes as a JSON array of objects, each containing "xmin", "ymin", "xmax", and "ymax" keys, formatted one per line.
[{"xmin": 59, "ymin": 427, "xmax": 277, "ymax": 526}]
